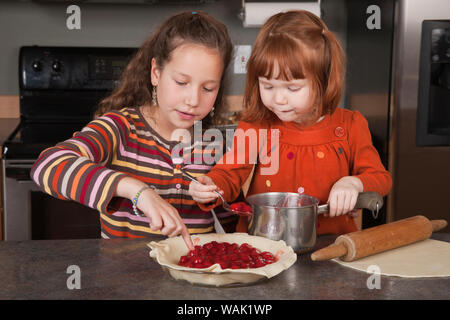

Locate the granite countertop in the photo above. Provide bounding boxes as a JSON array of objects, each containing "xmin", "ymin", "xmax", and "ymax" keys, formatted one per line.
[{"xmin": 0, "ymin": 233, "xmax": 449, "ymax": 300}]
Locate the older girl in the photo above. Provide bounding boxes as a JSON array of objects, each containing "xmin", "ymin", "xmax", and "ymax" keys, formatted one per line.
[{"xmin": 31, "ymin": 12, "xmax": 234, "ymax": 249}]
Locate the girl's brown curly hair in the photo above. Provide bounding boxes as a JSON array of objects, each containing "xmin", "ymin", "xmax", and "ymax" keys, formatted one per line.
[{"xmin": 96, "ymin": 11, "xmax": 233, "ymax": 128}]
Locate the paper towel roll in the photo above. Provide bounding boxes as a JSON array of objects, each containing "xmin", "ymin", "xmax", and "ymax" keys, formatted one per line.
[{"xmin": 243, "ymin": 2, "xmax": 321, "ymax": 28}]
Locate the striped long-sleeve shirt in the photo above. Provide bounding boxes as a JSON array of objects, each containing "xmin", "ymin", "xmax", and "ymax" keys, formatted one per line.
[{"xmin": 31, "ymin": 107, "xmax": 237, "ymax": 238}]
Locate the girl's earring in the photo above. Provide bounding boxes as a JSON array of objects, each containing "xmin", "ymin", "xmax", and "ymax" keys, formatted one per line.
[
  {"xmin": 210, "ymin": 107, "xmax": 215, "ymax": 117},
  {"xmin": 152, "ymin": 86, "xmax": 158, "ymax": 106}
]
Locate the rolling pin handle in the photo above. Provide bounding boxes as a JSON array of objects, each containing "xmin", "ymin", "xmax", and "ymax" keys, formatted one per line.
[
  {"xmin": 431, "ymin": 220, "xmax": 448, "ymax": 232},
  {"xmin": 310, "ymin": 243, "xmax": 348, "ymax": 261}
]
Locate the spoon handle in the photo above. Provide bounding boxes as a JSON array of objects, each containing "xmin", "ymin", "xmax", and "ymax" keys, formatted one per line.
[
  {"xmin": 179, "ymin": 168, "xmax": 198, "ymax": 182},
  {"xmin": 180, "ymin": 169, "xmax": 227, "ymax": 204},
  {"xmin": 180, "ymin": 168, "xmax": 226, "ymax": 234},
  {"xmin": 211, "ymin": 209, "xmax": 226, "ymax": 234}
]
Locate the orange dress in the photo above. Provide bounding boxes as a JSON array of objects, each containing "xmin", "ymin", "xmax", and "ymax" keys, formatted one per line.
[{"xmin": 199, "ymin": 108, "xmax": 392, "ymax": 235}]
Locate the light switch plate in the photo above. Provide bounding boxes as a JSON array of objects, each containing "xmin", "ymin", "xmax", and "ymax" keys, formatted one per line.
[{"xmin": 234, "ymin": 45, "xmax": 252, "ymax": 74}]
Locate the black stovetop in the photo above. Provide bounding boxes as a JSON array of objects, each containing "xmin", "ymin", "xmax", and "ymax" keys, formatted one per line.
[
  {"xmin": 3, "ymin": 46, "xmax": 137, "ymax": 160},
  {"xmin": 3, "ymin": 120, "xmax": 89, "ymax": 160}
]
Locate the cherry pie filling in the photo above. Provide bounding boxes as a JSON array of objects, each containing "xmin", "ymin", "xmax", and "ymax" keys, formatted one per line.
[
  {"xmin": 178, "ymin": 241, "xmax": 277, "ymax": 269},
  {"xmin": 229, "ymin": 202, "xmax": 253, "ymax": 214}
]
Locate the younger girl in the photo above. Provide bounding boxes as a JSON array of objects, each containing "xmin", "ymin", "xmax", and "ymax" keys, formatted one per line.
[
  {"xmin": 189, "ymin": 10, "xmax": 392, "ymax": 235},
  {"xmin": 31, "ymin": 12, "xmax": 235, "ymax": 249}
]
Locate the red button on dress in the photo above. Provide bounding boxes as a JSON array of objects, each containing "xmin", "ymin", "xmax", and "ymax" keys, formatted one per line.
[{"xmin": 335, "ymin": 126, "xmax": 345, "ymax": 137}]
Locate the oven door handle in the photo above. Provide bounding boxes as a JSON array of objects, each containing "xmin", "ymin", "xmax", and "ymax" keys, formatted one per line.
[
  {"xmin": 5, "ymin": 163, "xmax": 35, "ymax": 168},
  {"xmin": 17, "ymin": 179, "xmax": 36, "ymax": 184}
]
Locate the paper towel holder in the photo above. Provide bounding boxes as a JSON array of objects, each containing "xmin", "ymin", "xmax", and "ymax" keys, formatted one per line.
[{"xmin": 238, "ymin": 0, "xmax": 322, "ymax": 28}]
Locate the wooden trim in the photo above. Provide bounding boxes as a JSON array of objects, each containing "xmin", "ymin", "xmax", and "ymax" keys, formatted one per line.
[{"xmin": 0, "ymin": 95, "xmax": 20, "ymax": 118}]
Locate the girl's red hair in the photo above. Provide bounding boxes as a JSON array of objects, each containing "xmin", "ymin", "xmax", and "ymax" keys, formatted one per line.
[{"xmin": 241, "ymin": 10, "xmax": 346, "ymax": 122}]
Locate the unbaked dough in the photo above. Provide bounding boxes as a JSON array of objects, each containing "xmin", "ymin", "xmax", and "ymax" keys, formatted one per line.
[
  {"xmin": 148, "ymin": 233, "xmax": 297, "ymax": 286},
  {"xmin": 333, "ymin": 239, "xmax": 450, "ymax": 278}
]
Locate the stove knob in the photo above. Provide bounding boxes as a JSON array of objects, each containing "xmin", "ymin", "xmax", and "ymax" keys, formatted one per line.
[
  {"xmin": 31, "ymin": 60, "xmax": 42, "ymax": 72},
  {"xmin": 52, "ymin": 60, "xmax": 62, "ymax": 72}
]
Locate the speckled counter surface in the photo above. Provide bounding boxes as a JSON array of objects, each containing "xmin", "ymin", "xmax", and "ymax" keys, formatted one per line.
[{"xmin": 0, "ymin": 233, "xmax": 449, "ymax": 300}]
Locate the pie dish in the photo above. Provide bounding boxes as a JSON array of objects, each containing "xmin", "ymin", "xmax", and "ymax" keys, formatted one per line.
[{"xmin": 148, "ymin": 233, "xmax": 297, "ymax": 287}]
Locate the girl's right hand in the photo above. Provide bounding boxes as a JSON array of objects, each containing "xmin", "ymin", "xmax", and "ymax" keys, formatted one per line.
[
  {"xmin": 115, "ymin": 177, "xmax": 194, "ymax": 250},
  {"xmin": 188, "ymin": 175, "xmax": 224, "ymax": 204},
  {"xmin": 136, "ymin": 188, "xmax": 194, "ymax": 250}
]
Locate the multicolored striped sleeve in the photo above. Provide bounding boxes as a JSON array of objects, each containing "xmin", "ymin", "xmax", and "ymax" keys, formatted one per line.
[{"xmin": 30, "ymin": 112, "xmax": 129, "ymax": 214}]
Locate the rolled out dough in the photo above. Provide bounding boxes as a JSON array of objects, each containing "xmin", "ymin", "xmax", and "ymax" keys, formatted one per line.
[{"xmin": 333, "ymin": 239, "xmax": 450, "ymax": 278}]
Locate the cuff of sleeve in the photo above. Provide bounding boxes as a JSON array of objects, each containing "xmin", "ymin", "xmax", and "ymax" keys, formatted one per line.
[
  {"xmin": 97, "ymin": 171, "xmax": 130, "ymax": 214},
  {"xmin": 197, "ymin": 172, "xmax": 227, "ymax": 212},
  {"xmin": 206, "ymin": 171, "xmax": 233, "ymax": 198},
  {"xmin": 198, "ymin": 197, "xmax": 222, "ymax": 212},
  {"xmin": 353, "ymin": 174, "xmax": 391, "ymax": 197},
  {"xmin": 353, "ymin": 174, "xmax": 369, "ymax": 191},
  {"xmin": 198, "ymin": 171, "xmax": 232, "ymax": 212}
]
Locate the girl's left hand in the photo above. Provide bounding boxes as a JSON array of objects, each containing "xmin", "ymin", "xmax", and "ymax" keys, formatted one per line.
[{"xmin": 327, "ymin": 176, "xmax": 363, "ymax": 217}]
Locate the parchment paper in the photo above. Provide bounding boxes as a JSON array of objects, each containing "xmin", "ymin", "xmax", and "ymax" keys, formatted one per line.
[{"xmin": 333, "ymin": 239, "xmax": 450, "ymax": 278}]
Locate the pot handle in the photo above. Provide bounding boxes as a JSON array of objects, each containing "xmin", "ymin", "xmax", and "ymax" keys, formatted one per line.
[
  {"xmin": 317, "ymin": 204, "xmax": 330, "ymax": 215},
  {"xmin": 355, "ymin": 191, "xmax": 383, "ymax": 211},
  {"xmin": 316, "ymin": 192, "xmax": 383, "ymax": 215}
]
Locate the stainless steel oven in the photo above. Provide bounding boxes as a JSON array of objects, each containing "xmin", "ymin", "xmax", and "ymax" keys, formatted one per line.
[
  {"xmin": 2, "ymin": 159, "xmax": 39, "ymax": 240},
  {"xmin": 1, "ymin": 46, "xmax": 136, "ymax": 241}
]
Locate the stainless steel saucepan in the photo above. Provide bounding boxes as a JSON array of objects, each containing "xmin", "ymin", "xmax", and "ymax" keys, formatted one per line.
[{"xmin": 246, "ymin": 192, "xmax": 383, "ymax": 253}]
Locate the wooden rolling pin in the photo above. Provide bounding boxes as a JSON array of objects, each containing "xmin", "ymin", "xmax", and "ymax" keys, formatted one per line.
[{"xmin": 311, "ymin": 215, "xmax": 448, "ymax": 262}]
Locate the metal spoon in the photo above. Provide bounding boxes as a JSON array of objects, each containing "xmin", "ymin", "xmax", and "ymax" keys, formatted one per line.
[
  {"xmin": 179, "ymin": 169, "xmax": 225, "ymax": 233},
  {"xmin": 180, "ymin": 169, "xmax": 252, "ymax": 217}
]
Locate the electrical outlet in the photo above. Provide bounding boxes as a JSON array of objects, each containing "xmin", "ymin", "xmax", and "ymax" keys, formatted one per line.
[{"xmin": 234, "ymin": 45, "xmax": 252, "ymax": 74}]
